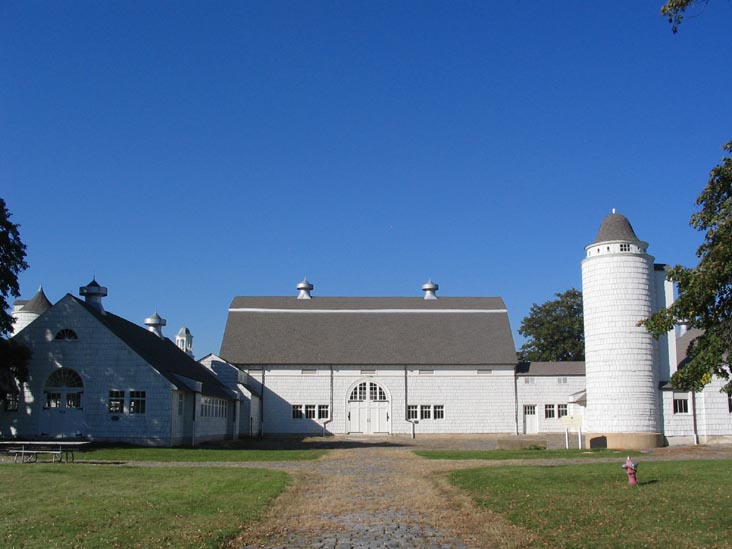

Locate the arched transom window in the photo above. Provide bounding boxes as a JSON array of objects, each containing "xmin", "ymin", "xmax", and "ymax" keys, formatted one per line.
[
  {"xmin": 44, "ymin": 368, "xmax": 84, "ymax": 410},
  {"xmin": 349, "ymin": 381, "xmax": 387, "ymax": 402},
  {"xmin": 54, "ymin": 329, "xmax": 78, "ymax": 341}
]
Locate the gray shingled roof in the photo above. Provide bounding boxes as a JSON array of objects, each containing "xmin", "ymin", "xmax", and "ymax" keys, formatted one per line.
[
  {"xmin": 72, "ymin": 296, "xmax": 232, "ymax": 400},
  {"xmin": 516, "ymin": 361, "xmax": 586, "ymax": 376},
  {"xmin": 20, "ymin": 287, "xmax": 53, "ymax": 314},
  {"xmin": 220, "ymin": 296, "xmax": 517, "ymax": 366},
  {"xmin": 592, "ymin": 212, "xmax": 641, "ymax": 244}
]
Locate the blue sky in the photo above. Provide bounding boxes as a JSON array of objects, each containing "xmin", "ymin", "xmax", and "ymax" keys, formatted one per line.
[{"xmin": 2, "ymin": 2, "xmax": 731, "ymax": 357}]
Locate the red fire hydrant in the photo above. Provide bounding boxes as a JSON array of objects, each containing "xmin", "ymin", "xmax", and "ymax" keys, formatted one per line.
[{"xmin": 623, "ymin": 456, "xmax": 638, "ymax": 485}]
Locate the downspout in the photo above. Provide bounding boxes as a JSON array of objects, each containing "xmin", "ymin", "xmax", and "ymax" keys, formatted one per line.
[
  {"xmin": 513, "ymin": 366, "xmax": 519, "ymax": 436},
  {"xmin": 322, "ymin": 366, "xmax": 334, "ymax": 436},
  {"xmin": 191, "ymin": 391, "xmax": 199, "ymax": 448},
  {"xmin": 404, "ymin": 366, "xmax": 417, "ymax": 439},
  {"xmin": 691, "ymin": 391, "xmax": 699, "ymax": 445},
  {"xmin": 259, "ymin": 368, "xmax": 265, "ymax": 438}
]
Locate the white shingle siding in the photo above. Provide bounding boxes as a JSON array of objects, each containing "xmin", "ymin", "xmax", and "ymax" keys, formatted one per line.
[
  {"xmin": 516, "ymin": 375, "xmax": 585, "ymax": 433},
  {"xmin": 582, "ymin": 252, "xmax": 661, "ymax": 434}
]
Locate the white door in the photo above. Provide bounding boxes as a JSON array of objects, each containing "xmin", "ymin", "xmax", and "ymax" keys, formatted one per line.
[
  {"xmin": 347, "ymin": 381, "xmax": 391, "ymax": 434},
  {"xmin": 523, "ymin": 404, "xmax": 538, "ymax": 434},
  {"xmin": 40, "ymin": 369, "xmax": 87, "ymax": 438}
]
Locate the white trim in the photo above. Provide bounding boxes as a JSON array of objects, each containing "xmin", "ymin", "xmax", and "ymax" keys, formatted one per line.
[{"xmin": 228, "ymin": 308, "xmax": 508, "ymax": 314}]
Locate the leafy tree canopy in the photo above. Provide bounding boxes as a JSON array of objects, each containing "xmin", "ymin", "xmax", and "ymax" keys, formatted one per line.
[
  {"xmin": 662, "ymin": 0, "xmax": 709, "ymax": 32},
  {"xmin": 0, "ymin": 197, "xmax": 30, "ymax": 395},
  {"xmin": 518, "ymin": 289, "xmax": 584, "ymax": 362},
  {"xmin": 642, "ymin": 142, "xmax": 732, "ymax": 393}
]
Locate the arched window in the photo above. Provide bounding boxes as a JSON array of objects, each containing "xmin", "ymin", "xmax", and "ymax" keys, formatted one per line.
[
  {"xmin": 45, "ymin": 369, "xmax": 83, "ymax": 388},
  {"xmin": 54, "ymin": 329, "xmax": 78, "ymax": 341},
  {"xmin": 44, "ymin": 369, "xmax": 84, "ymax": 410},
  {"xmin": 349, "ymin": 381, "xmax": 387, "ymax": 402}
]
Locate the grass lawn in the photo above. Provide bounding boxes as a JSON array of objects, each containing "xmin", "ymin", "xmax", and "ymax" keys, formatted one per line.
[
  {"xmin": 415, "ymin": 448, "xmax": 642, "ymax": 460},
  {"xmin": 449, "ymin": 460, "xmax": 732, "ymax": 548},
  {"xmin": 80, "ymin": 447, "xmax": 326, "ymax": 462},
  {"xmin": 0, "ymin": 464, "xmax": 289, "ymax": 548}
]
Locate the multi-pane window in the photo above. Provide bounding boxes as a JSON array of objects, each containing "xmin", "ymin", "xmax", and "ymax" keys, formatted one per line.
[
  {"xmin": 557, "ymin": 377, "xmax": 568, "ymax": 384},
  {"xmin": 305, "ymin": 404, "xmax": 316, "ymax": 419},
  {"xmin": 673, "ymin": 395, "xmax": 689, "ymax": 414},
  {"xmin": 318, "ymin": 404, "xmax": 330, "ymax": 420},
  {"xmin": 178, "ymin": 393, "xmax": 184, "ymax": 416},
  {"xmin": 408, "ymin": 405, "xmax": 418, "ymax": 420},
  {"xmin": 4, "ymin": 393, "xmax": 19, "ymax": 412},
  {"xmin": 558, "ymin": 404, "xmax": 568, "ymax": 418},
  {"xmin": 420, "ymin": 405, "xmax": 432, "ymax": 420},
  {"xmin": 433, "ymin": 405, "xmax": 445, "ymax": 419},
  {"xmin": 129, "ymin": 391, "xmax": 146, "ymax": 414},
  {"xmin": 620, "ymin": 243, "xmax": 631, "ymax": 252},
  {"xmin": 370, "ymin": 383, "xmax": 387, "ymax": 401},
  {"xmin": 66, "ymin": 393, "xmax": 82, "ymax": 409},
  {"xmin": 45, "ymin": 392, "xmax": 61, "ymax": 409},
  {"xmin": 109, "ymin": 390, "xmax": 124, "ymax": 413},
  {"xmin": 54, "ymin": 329, "xmax": 78, "ymax": 341},
  {"xmin": 545, "ymin": 404, "xmax": 556, "ymax": 419},
  {"xmin": 728, "ymin": 394, "xmax": 732, "ymax": 414},
  {"xmin": 524, "ymin": 377, "xmax": 535, "ymax": 384},
  {"xmin": 201, "ymin": 397, "xmax": 228, "ymax": 418},
  {"xmin": 292, "ymin": 405, "xmax": 303, "ymax": 419},
  {"xmin": 524, "ymin": 404, "xmax": 536, "ymax": 415},
  {"xmin": 349, "ymin": 383, "xmax": 367, "ymax": 401}
]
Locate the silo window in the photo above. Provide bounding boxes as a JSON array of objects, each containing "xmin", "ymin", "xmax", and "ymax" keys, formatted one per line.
[{"xmin": 620, "ymin": 244, "xmax": 631, "ymax": 252}]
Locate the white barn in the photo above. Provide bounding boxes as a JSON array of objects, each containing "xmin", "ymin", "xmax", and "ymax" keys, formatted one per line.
[
  {"xmin": 3, "ymin": 280, "xmax": 239, "ymax": 446},
  {"xmin": 4, "ymin": 211, "xmax": 731, "ymax": 448}
]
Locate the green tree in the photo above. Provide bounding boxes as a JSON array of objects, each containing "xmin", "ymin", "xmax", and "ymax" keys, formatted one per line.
[
  {"xmin": 662, "ymin": 0, "xmax": 710, "ymax": 32},
  {"xmin": 0, "ymin": 198, "xmax": 30, "ymax": 397},
  {"xmin": 642, "ymin": 143, "xmax": 732, "ymax": 393},
  {"xmin": 518, "ymin": 289, "xmax": 584, "ymax": 362}
]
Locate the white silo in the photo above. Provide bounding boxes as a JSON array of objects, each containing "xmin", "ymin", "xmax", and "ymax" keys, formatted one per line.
[{"xmin": 581, "ymin": 210, "xmax": 663, "ymax": 449}]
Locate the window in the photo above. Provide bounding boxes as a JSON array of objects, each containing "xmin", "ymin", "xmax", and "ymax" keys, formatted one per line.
[
  {"xmin": 673, "ymin": 395, "xmax": 689, "ymax": 414},
  {"xmin": 408, "ymin": 405, "xmax": 418, "ymax": 420},
  {"xmin": 4, "ymin": 393, "xmax": 19, "ymax": 412},
  {"xmin": 370, "ymin": 383, "xmax": 387, "ymax": 401},
  {"xmin": 620, "ymin": 243, "xmax": 631, "ymax": 252},
  {"xmin": 558, "ymin": 404, "xmax": 568, "ymax": 418},
  {"xmin": 45, "ymin": 392, "xmax": 61, "ymax": 409},
  {"xmin": 434, "ymin": 405, "xmax": 444, "ymax": 419},
  {"xmin": 420, "ymin": 405, "xmax": 432, "ymax": 420},
  {"xmin": 301, "ymin": 369, "xmax": 316, "ymax": 375},
  {"xmin": 66, "ymin": 393, "xmax": 81, "ymax": 409},
  {"xmin": 477, "ymin": 369, "xmax": 493, "ymax": 375},
  {"xmin": 557, "ymin": 377, "xmax": 567, "ymax": 384},
  {"xmin": 524, "ymin": 377, "xmax": 535, "ymax": 384},
  {"xmin": 318, "ymin": 404, "xmax": 329, "ymax": 420},
  {"xmin": 728, "ymin": 394, "xmax": 732, "ymax": 414},
  {"xmin": 54, "ymin": 328, "xmax": 78, "ymax": 341},
  {"xmin": 201, "ymin": 397, "xmax": 228, "ymax": 418},
  {"xmin": 524, "ymin": 404, "xmax": 536, "ymax": 415},
  {"xmin": 349, "ymin": 383, "xmax": 366, "ymax": 401},
  {"xmin": 129, "ymin": 391, "xmax": 146, "ymax": 414},
  {"xmin": 46, "ymin": 369, "xmax": 83, "ymax": 388},
  {"xmin": 545, "ymin": 404, "xmax": 556, "ymax": 419},
  {"xmin": 292, "ymin": 405, "xmax": 303, "ymax": 419},
  {"xmin": 419, "ymin": 369, "xmax": 434, "ymax": 375},
  {"xmin": 360, "ymin": 369, "xmax": 376, "ymax": 375},
  {"xmin": 178, "ymin": 393, "xmax": 184, "ymax": 416},
  {"xmin": 109, "ymin": 390, "xmax": 124, "ymax": 413},
  {"xmin": 305, "ymin": 404, "xmax": 316, "ymax": 419}
]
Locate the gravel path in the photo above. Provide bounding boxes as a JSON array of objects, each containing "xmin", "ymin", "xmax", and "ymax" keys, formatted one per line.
[{"xmin": 49, "ymin": 435, "xmax": 732, "ymax": 548}]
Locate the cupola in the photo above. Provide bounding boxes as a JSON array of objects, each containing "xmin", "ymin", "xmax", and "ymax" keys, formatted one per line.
[
  {"xmin": 296, "ymin": 278, "xmax": 314, "ymax": 299},
  {"xmin": 79, "ymin": 278, "xmax": 108, "ymax": 313},
  {"xmin": 422, "ymin": 279, "xmax": 439, "ymax": 300},
  {"xmin": 144, "ymin": 311, "xmax": 166, "ymax": 338}
]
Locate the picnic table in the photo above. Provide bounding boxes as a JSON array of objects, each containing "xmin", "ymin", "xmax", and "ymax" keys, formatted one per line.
[{"xmin": 0, "ymin": 441, "xmax": 90, "ymax": 463}]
